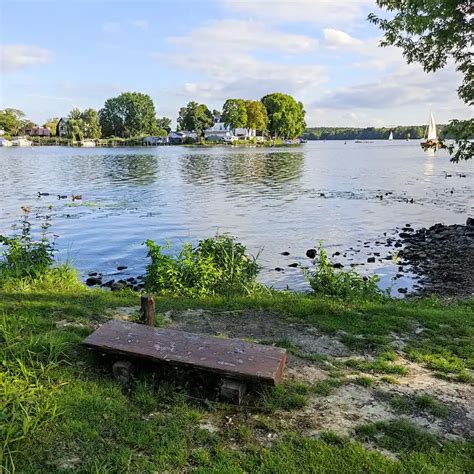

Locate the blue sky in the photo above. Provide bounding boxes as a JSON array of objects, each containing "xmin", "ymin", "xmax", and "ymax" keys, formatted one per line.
[{"xmin": 1, "ymin": 0, "xmax": 471, "ymax": 127}]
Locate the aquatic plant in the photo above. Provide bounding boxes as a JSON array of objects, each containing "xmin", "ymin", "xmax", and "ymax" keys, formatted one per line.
[
  {"xmin": 304, "ymin": 244, "xmax": 385, "ymax": 300},
  {"xmin": 0, "ymin": 209, "xmax": 55, "ymax": 280},
  {"xmin": 144, "ymin": 234, "xmax": 261, "ymax": 297}
]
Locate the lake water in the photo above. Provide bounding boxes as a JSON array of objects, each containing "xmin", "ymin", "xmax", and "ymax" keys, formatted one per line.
[{"xmin": 0, "ymin": 142, "xmax": 472, "ymax": 294}]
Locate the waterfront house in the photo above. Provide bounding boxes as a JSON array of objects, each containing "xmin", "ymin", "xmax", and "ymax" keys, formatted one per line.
[
  {"xmin": 57, "ymin": 118, "xmax": 69, "ymax": 137},
  {"xmin": 167, "ymin": 131, "xmax": 197, "ymax": 144},
  {"xmin": 143, "ymin": 136, "xmax": 169, "ymax": 145},
  {"xmin": 27, "ymin": 126, "xmax": 51, "ymax": 137},
  {"xmin": 204, "ymin": 120, "xmax": 234, "ymax": 141}
]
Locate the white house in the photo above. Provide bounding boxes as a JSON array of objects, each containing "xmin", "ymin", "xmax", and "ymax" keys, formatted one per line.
[{"xmin": 204, "ymin": 118, "xmax": 256, "ymax": 141}]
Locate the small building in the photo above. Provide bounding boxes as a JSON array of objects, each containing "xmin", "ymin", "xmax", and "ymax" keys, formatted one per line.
[
  {"xmin": 143, "ymin": 136, "xmax": 169, "ymax": 146},
  {"xmin": 204, "ymin": 121, "xmax": 233, "ymax": 141},
  {"xmin": 235, "ymin": 127, "xmax": 256, "ymax": 140},
  {"xmin": 27, "ymin": 126, "xmax": 51, "ymax": 137},
  {"xmin": 168, "ymin": 131, "xmax": 197, "ymax": 144},
  {"xmin": 57, "ymin": 118, "xmax": 69, "ymax": 137}
]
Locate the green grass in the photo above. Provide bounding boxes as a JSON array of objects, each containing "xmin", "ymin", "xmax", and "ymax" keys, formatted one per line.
[
  {"xmin": 381, "ymin": 393, "xmax": 450, "ymax": 418},
  {"xmin": 1, "ymin": 279, "xmax": 473, "ymax": 472}
]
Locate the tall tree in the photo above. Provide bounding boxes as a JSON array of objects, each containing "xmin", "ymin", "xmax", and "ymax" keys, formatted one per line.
[
  {"xmin": 368, "ymin": 1, "xmax": 473, "ymax": 161},
  {"xmin": 245, "ymin": 100, "xmax": 268, "ymax": 132},
  {"xmin": 81, "ymin": 108, "xmax": 102, "ymax": 139},
  {"xmin": 222, "ymin": 99, "xmax": 247, "ymax": 132},
  {"xmin": 43, "ymin": 117, "xmax": 59, "ymax": 136},
  {"xmin": 99, "ymin": 92, "xmax": 157, "ymax": 138},
  {"xmin": 156, "ymin": 116, "xmax": 172, "ymax": 133},
  {"xmin": 177, "ymin": 101, "xmax": 213, "ymax": 138},
  {"xmin": 0, "ymin": 108, "xmax": 25, "ymax": 136},
  {"xmin": 261, "ymin": 93, "xmax": 306, "ymax": 139}
]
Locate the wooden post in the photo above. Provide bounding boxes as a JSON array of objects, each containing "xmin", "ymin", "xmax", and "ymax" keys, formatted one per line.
[{"xmin": 140, "ymin": 295, "xmax": 155, "ymax": 326}]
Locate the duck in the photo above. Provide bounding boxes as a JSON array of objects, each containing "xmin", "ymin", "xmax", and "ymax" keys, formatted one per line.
[
  {"xmin": 58, "ymin": 194, "xmax": 67, "ymax": 200},
  {"xmin": 37, "ymin": 192, "xmax": 50, "ymax": 197},
  {"xmin": 71, "ymin": 194, "xmax": 82, "ymax": 201},
  {"xmin": 21, "ymin": 206, "xmax": 31, "ymax": 213}
]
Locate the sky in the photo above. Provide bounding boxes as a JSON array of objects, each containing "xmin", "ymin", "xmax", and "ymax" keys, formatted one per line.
[{"xmin": 0, "ymin": 0, "xmax": 471, "ymax": 128}]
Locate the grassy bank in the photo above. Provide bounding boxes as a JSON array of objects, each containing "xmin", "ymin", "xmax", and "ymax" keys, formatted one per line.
[{"xmin": 2, "ymin": 279, "xmax": 473, "ymax": 472}]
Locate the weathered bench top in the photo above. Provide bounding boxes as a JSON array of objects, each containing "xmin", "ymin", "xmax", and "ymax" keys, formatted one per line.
[{"xmin": 83, "ymin": 320, "xmax": 287, "ymax": 385}]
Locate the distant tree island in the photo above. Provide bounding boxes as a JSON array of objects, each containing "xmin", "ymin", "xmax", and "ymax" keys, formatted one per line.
[{"xmin": 301, "ymin": 125, "xmax": 452, "ymax": 141}]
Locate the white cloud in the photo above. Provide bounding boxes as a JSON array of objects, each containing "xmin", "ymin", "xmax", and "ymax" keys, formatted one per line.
[
  {"xmin": 223, "ymin": 0, "xmax": 373, "ymax": 25},
  {"xmin": 310, "ymin": 66, "xmax": 471, "ymax": 126},
  {"xmin": 0, "ymin": 44, "xmax": 51, "ymax": 73},
  {"xmin": 168, "ymin": 20, "xmax": 318, "ymax": 54},
  {"xmin": 102, "ymin": 22, "xmax": 121, "ymax": 33},
  {"xmin": 162, "ymin": 19, "xmax": 325, "ymax": 103},
  {"xmin": 323, "ymin": 29, "xmax": 362, "ymax": 48},
  {"xmin": 131, "ymin": 19, "xmax": 149, "ymax": 30}
]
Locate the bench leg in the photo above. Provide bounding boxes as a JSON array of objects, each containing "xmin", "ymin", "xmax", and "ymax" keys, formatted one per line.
[
  {"xmin": 112, "ymin": 360, "xmax": 134, "ymax": 385},
  {"xmin": 219, "ymin": 379, "xmax": 247, "ymax": 405}
]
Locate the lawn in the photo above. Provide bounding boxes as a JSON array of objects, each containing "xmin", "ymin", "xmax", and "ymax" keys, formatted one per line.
[{"xmin": 2, "ymin": 282, "xmax": 473, "ymax": 473}]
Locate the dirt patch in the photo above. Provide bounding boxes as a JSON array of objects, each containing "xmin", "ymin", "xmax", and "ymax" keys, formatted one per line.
[
  {"xmin": 165, "ymin": 309, "xmax": 352, "ymax": 357},
  {"xmin": 165, "ymin": 308, "xmax": 473, "ymax": 445}
]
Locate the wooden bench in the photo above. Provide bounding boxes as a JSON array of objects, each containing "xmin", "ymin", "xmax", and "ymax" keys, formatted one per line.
[{"xmin": 83, "ymin": 319, "xmax": 287, "ymax": 403}]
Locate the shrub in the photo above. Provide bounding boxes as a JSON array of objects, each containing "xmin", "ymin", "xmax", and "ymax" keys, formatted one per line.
[
  {"xmin": 0, "ymin": 210, "xmax": 55, "ymax": 280},
  {"xmin": 304, "ymin": 244, "xmax": 384, "ymax": 299},
  {"xmin": 144, "ymin": 234, "xmax": 261, "ymax": 297}
]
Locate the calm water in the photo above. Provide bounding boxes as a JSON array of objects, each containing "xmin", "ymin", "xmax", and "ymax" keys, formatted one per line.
[{"xmin": 0, "ymin": 142, "xmax": 472, "ymax": 293}]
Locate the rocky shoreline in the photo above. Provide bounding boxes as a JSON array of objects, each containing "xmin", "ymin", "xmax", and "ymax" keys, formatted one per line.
[
  {"xmin": 84, "ymin": 219, "xmax": 474, "ymax": 299},
  {"xmin": 399, "ymin": 218, "xmax": 474, "ymax": 299}
]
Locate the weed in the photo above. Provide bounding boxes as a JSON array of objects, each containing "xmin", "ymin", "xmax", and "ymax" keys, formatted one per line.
[
  {"xmin": 0, "ymin": 210, "xmax": 55, "ymax": 281},
  {"xmin": 386, "ymin": 393, "xmax": 449, "ymax": 418},
  {"xmin": 345, "ymin": 357, "xmax": 408, "ymax": 375},
  {"xmin": 354, "ymin": 375, "xmax": 375, "ymax": 387},
  {"xmin": 380, "ymin": 376, "xmax": 399, "ymax": 384},
  {"xmin": 144, "ymin": 234, "xmax": 261, "ymax": 297},
  {"xmin": 304, "ymin": 244, "xmax": 385, "ymax": 300}
]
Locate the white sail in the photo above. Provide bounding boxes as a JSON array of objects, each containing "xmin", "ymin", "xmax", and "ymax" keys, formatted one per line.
[
  {"xmin": 389, "ymin": 131, "xmax": 393, "ymax": 140},
  {"xmin": 427, "ymin": 112, "xmax": 437, "ymax": 141}
]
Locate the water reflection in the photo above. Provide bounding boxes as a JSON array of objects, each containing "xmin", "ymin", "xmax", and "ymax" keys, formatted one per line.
[
  {"xmin": 101, "ymin": 154, "xmax": 160, "ymax": 185},
  {"xmin": 180, "ymin": 151, "xmax": 304, "ymax": 190}
]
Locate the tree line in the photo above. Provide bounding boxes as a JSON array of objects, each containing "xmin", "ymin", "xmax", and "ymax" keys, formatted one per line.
[
  {"xmin": 0, "ymin": 92, "xmax": 306, "ymax": 141},
  {"xmin": 302, "ymin": 125, "xmax": 452, "ymax": 141}
]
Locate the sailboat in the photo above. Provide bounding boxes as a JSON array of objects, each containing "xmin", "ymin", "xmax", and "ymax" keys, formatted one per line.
[
  {"xmin": 388, "ymin": 131, "xmax": 393, "ymax": 140},
  {"xmin": 421, "ymin": 112, "xmax": 443, "ymax": 151}
]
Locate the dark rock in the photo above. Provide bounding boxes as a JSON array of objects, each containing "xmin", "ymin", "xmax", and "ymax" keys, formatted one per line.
[
  {"xmin": 86, "ymin": 276, "xmax": 102, "ymax": 286},
  {"xmin": 397, "ymin": 288, "xmax": 408, "ymax": 294},
  {"xmin": 88, "ymin": 271, "xmax": 98, "ymax": 277},
  {"xmin": 394, "ymin": 242, "xmax": 402, "ymax": 248},
  {"xmin": 399, "ymin": 232, "xmax": 412, "ymax": 239},
  {"xmin": 281, "ymin": 251, "xmax": 290, "ymax": 256},
  {"xmin": 117, "ymin": 265, "xmax": 128, "ymax": 271},
  {"xmin": 332, "ymin": 251, "xmax": 340, "ymax": 256},
  {"xmin": 467, "ymin": 217, "xmax": 474, "ymax": 227},
  {"xmin": 306, "ymin": 249, "xmax": 317, "ymax": 259},
  {"xmin": 288, "ymin": 263, "xmax": 298, "ymax": 268},
  {"xmin": 127, "ymin": 277, "xmax": 136, "ymax": 283},
  {"xmin": 332, "ymin": 263, "xmax": 344, "ymax": 269},
  {"xmin": 367, "ymin": 257, "xmax": 376, "ymax": 263},
  {"xmin": 275, "ymin": 267, "xmax": 283, "ymax": 272}
]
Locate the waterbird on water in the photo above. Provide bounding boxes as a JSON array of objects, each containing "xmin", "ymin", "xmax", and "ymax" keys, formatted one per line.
[
  {"xmin": 58, "ymin": 194, "xmax": 67, "ymax": 199},
  {"xmin": 21, "ymin": 206, "xmax": 31, "ymax": 213},
  {"xmin": 37, "ymin": 192, "xmax": 50, "ymax": 197},
  {"xmin": 71, "ymin": 194, "xmax": 82, "ymax": 201}
]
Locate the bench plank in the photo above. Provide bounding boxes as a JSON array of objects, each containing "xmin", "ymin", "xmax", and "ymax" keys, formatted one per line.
[{"xmin": 83, "ymin": 320, "xmax": 287, "ymax": 385}]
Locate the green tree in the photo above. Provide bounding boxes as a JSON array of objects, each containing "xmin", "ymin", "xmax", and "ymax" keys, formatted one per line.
[
  {"xmin": 368, "ymin": 1, "xmax": 473, "ymax": 161},
  {"xmin": 43, "ymin": 118, "xmax": 59, "ymax": 136},
  {"xmin": 261, "ymin": 93, "xmax": 306, "ymax": 139},
  {"xmin": 156, "ymin": 116, "xmax": 172, "ymax": 132},
  {"xmin": 81, "ymin": 108, "xmax": 102, "ymax": 139},
  {"xmin": 177, "ymin": 101, "xmax": 213, "ymax": 139},
  {"xmin": 0, "ymin": 109, "xmax": 25, "ymax": 136},
  {"xmin": 245, "ymin": 100, "xmax": 268, "ymax": 133},
  {"xmin": 222, "ymin": 99, "xmax": 247, "ymax": 132},
  {"xmin": 99, "ymin": 92, "xmax": 158, "ymax": 138}
]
